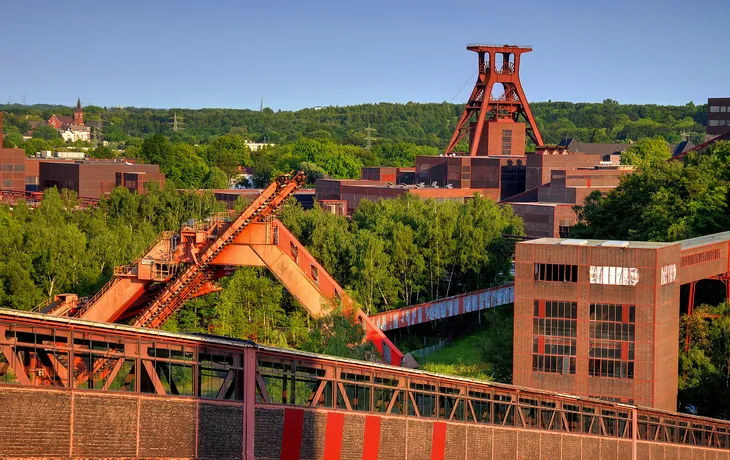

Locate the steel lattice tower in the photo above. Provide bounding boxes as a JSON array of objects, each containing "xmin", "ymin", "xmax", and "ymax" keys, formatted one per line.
[{"xmin": 445, "ymin": 44, "xmax": 544, "ymax": 156}]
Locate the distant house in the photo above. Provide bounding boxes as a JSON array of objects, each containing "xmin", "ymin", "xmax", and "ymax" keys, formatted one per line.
[
  {"xmin": 245, "ymin": 141, "xmax": 274, "ymax": 152},
  {"xmin": 48, "ymin": 99, "xmax": 91, "ymax": 142}
]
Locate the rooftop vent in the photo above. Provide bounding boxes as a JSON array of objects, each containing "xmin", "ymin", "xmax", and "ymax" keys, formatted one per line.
[
  {"xmin": 601, "ymin": 240, "xmax": 629, "ymax": 248},
  {"xmin": 559, "ymin": 239, "xmax": 588, "ymax": 246}
]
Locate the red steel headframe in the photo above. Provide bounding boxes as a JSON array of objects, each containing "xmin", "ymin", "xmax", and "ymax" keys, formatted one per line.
[{"xmin": 445, "ymin": 44, "xmax": 544, "ymax": 156}]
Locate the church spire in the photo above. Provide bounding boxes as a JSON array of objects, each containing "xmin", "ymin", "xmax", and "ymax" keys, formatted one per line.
[{"xmin": 74, "ymin": 98, "xmax": 84, "ymax": 126}]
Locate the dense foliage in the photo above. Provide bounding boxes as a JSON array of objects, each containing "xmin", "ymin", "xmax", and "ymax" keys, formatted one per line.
[
  {"xmin": 278, "ymin": 195, "xmax": 522, "ymax": 314},
  {"xmin": 0, "ymin": 99, "xmax": 707, "ymax": 148},
  {"xmin": 679, "ymin": 303, "xmax": 730, "ymax": 419},
  {"xmin": 572, "ymin": 141, "xmax": 730, "ymax": 242},
  {"xmin": 0, "ymin": 185, "xmax": 225, "ymax": 309}
]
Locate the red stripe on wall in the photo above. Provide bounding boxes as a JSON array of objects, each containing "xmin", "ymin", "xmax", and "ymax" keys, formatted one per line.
[
  {"xmin": 362, "ymin": 415, "xmax": 381, "ymax": 460},
  {"xmin": 323, "ymin": 412, "xmax": 345, "ymax": 460},
  {"xmin": 430, "ymin": 421, "xmax": 447, "ymax": 460},
  {"xmin": 280, "ymin": 408, "xmax": 304, "ymax": 460}
]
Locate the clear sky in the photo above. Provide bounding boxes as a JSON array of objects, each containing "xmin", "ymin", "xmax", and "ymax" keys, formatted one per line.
[{"xmin": 2, "ymin": 0, "xmax": 728, "ymax": 110}]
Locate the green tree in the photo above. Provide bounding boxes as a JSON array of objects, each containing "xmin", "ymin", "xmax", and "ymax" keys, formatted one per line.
[
  {"xmin": 300, "ymin": 307, "xmax": 378, "ymax": 360},
  {"xmin": 621, "ymin": 136, "xmax": 672, "ymax": 167},
  {"xmin": 212, "ymin": 268, "xmax": 287, "ymax": 346},
  {"xmin": 32, "ymin": 125, "xmax": 61, "ymax": 140},
  {"xmin": 206, "ymin": 134, "xmax": 252, "ymax": 178},
  {"xmin": 679, "ymin": 303, "xmax": 730, "ymax": 418},
  {"xmin": 572, "ymin": 142, "xmax": 730, "ymax": 242}
]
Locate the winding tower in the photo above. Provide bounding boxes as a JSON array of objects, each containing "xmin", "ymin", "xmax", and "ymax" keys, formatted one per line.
[{"xmin": 445, "ymin": 44, "xmax": 544, "ymax": 156}]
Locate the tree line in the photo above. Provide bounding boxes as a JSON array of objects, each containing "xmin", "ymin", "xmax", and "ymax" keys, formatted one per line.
[{"xmin": 2, "ymin": 99, "xmax": 707, "ymax": 151}]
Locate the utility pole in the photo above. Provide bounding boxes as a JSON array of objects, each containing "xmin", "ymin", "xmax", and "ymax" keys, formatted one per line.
[
  {"xmin": 92, "ymin": 125, "xmax": 103, "ymax": 147},
  {"xmin": 365, "ymin": 124, "xmax": 375, "ymax": 150},
  {"xmin": 171, "ymin": 112, "xmax": 185, "ymax": 133},
  {"xmin": 21, "ymin": 93, "xmax": 26, "ymax": 105}
]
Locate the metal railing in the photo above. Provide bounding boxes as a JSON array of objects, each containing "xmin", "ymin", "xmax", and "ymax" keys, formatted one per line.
[{"xmin": 409, "ymin": 339, "xmax": 447, "ymax": 360}]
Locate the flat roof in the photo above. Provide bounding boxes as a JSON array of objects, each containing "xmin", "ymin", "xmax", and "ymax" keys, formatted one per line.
[
  {"xmin": 508, "ymin": 202, "xmax": 572, "ymax": 208},
  {"xmin": 526, "ymin": 237, "xmax": 675, "ymax": 249},
  {"xmin": 680, "ymin": 231, "xmax": 730, "ymax": 250}
]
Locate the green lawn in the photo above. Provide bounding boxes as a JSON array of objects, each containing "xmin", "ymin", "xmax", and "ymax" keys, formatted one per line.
[{"xmin": 417, "ymin": 329, "xmax": 492, "ymax": 381}]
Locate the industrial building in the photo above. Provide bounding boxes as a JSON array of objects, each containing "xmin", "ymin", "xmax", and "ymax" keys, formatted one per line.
[
  {"xmin": 0, "ymin": 113, "xmax": 27, "ymax": 192},
  {"xmin": 210, "ymin": 188, "xmax": 316, "ymax": 210},
  {"xmin": 706, "ymin": 97, "xmax": 730, "ymax": 140},
  {"xmin": 513, "ymin": 231, "xmax": 730, "ymax": 411},
  {"xmin": 38, "ymin": 160, "xmax": 164, "ymax": 199},
  {"xmin": 313, "ymin": 45, "xmax": 638, "ymax": 236}
]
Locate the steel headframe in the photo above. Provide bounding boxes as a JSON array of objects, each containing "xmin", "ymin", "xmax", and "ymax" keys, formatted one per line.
[{"xmin": 445, "ymin": 44, "xmax": 544, "ymax": 156}]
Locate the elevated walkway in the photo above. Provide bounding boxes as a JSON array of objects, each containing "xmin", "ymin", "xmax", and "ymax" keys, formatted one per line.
[{"xmin": 0, "ymin": 308, "xmax": 729, "ymax": 460}]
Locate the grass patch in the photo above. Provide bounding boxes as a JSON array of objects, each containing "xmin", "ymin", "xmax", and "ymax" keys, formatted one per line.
[{"xmin": 417, "ymin": 329, "xmax": 492, "ymax": 381}]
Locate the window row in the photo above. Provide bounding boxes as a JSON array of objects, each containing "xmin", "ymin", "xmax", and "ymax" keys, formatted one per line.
[
  {"xmin": 0, "ymin": 164, "xmax": 24, "ymax": 172},
  {"xmin": 532, "ymin": 354, "xmax": 575, "ymax": 375},
  {"xmin": 589, "ymin": 359, "xmax": 634, "ymax": 379},
  {"xmin": 590, "ymin": 341, "xmax": 635, "ymax": 361},
  {"xmin": 681, "ymin": 249, "xmax": 721, "ymax": 267},
  {"xmin": 0, "ymin": 346, "xmax": 243, "ymax": 400},
  {"xmin": 590, "ymin": 322, "xmax": 635, "ymax": 342},
  {"xmin": 709, "ymin": 119, "xmax": 730, "ymax": 126},
  {"xmin": 710, "ymin": 106, "xmax": 730, "ymax": 112},
  {"xmin": 533, "ymin": 337, "xmax": 576, "ymax": 356},
  {"xmin": 534, "ymin": 300, "xmax": 577, "ymax": 319},
  {"xmin": 590, "ymin": 303, "xmax": 635, "ymax": 323},
  {"xmin": 533, "ymin": 319, "xmax": 577, "ymax": 338},
  {"xmin": 534, "ymin": 264, "xmax": 578, "ymax": 282},
  {"xmin": 589, "ymin": 266, "xmax": 639, "ymax": 286}
]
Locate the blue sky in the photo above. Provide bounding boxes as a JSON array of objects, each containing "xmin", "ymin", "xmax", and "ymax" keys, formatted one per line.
[{"xmin": 2, "ymin": 0, "xmax": 728, "ymax": 110}]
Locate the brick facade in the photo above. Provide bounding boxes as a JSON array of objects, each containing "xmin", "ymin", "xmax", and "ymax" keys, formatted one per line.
[
  {"xmin": 3, "ymin": 375, "xmax": 730, "ymax": 459},
  {"xmin": 514, "ymin": 238, "xmax": 681, "ymax": 411}
]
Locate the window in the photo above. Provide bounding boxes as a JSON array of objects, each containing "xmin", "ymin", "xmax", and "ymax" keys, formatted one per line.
[
  {"xmin": 290, "ymin": 242, "xmax": 298, "ymax": 262},
  {"xmin": 502, "ymin": 129, "xmax": 513, "ymax": 155},
  {"xmin": 589, "ymin": 266, "xmax": 639, "ymax": 286},
  {"xmin": 722, "ymin": 106, "xmax": 728, "ymax": 113},
  {"xmin": 534, "ymin": 264, "xmax": 578, "ymax": 282},
  {"xmin": 681, "ymin": 249, "xmax": 720, "ymax": 267},
  {"xmin": 709, "ymin": 120, "xmax": 720, "ymax": 126},
  {"xmin": 589, "ymin": 304, "xmax": 635, "ymax": 379},
  {"xmin": 2, "ymin": 180, "xmax": 12, "ymax": 187},
  {"xmin": 13, "ymin": 164, "xmax": 24, "ymax": 172},
  {"xmin": 311, "ymin": 265, "xmax": 319, "ymax": 284},
  {"xmin": 532, "ymin": 300, "xmax": 576, "ymax": 374},
  {"xmin": 0, "ymin": 165, "xmax": 11, "ymax": 172},
  {"xmin": 661, "ymin": 264, "xmax": 676, "ymax": 285},
  {"xmin": 711, "ymin": 106, "xmax": 720, "ymax": 112}
]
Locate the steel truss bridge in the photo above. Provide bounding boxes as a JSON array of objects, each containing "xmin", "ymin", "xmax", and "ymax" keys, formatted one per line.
[{"xmin": 1, "ymin": 308, "xmax": 729, "ymax": 460}]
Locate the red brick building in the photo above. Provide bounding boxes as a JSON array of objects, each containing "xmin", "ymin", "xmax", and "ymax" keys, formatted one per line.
[
  {"xmin": 503, "ymin": 148, "xmax": 632, "ymax": 238},
  {"xmin": 39, "ymin": 161, "xmax": 165, "ymax": 199},
  {"xmin": 0, "ymin": 113, "xmax": 27, "ymax": 192},
  {"xmin": 514, "ymin": 237, "xmax": 685, "ymax": 411}
]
